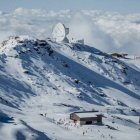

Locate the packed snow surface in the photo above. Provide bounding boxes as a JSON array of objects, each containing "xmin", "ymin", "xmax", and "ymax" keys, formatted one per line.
[{"xmin": 0, "ymin": 36, "xmax": 140, "ymax": 140}]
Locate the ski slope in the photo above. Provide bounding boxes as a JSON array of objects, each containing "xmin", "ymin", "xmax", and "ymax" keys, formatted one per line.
[{"xmin": 0, "ymin": 36, "xmax": 140, "ymax": 140}]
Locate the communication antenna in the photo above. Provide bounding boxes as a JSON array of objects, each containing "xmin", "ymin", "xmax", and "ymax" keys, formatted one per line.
[{"xmin": 52, "ymin": 23, "xmax": 69, "ymax": 43}]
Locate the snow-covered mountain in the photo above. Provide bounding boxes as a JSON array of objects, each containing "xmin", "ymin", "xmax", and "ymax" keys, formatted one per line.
[{"xmin": 0, "ymin": 36, "xmax": 140, "ymax": 140}]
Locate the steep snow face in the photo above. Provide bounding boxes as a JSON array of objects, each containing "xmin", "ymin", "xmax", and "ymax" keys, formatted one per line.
[{"xmin": 0, "ymin": 36, "xmax": 140, "ymax": 140}]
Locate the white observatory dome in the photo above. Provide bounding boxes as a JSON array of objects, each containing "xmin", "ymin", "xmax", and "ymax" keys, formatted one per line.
[{"xmin": 52, "ymin": 23, "xmax": 69, "ymax": 43}]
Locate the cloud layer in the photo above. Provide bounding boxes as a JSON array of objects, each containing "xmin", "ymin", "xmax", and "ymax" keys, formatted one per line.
[{"xmin": 0, "ymin": 8, "xmax": 140, "ymax": 55}]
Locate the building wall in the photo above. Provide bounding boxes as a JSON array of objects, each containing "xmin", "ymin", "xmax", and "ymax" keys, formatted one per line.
[
  {"xmin": 97, "ymin": 115, "xmax": 102, "ymax": 123},
  {"xmin": 70, "ymin": 113, "xmax": 80, "ymax": 121},
  {"xmin": 80, "ymin": 116, "xmax": 102, "ymax": 125},
  {"xmin": 80, "ymin": 120, "xmax": 99, "ymax": 125}
]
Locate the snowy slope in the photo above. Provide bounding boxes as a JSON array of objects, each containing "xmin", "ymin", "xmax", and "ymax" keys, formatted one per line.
[{"xmin": 0, "ymin": 36, "xmax": 140, "ymax": 140}]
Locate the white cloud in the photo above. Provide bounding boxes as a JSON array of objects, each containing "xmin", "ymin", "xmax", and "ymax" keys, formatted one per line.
[
  {"xmin": 0, "ymin": 8, "xmax": 140, "ymax": 55},
  {"xmin": 67, "ymin": 12, "xmax": 115, "ymax": 52}
]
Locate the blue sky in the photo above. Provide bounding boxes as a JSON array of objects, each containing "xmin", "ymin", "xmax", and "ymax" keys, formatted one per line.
[{"xmin": 0, "ymin": 0, "xmax": 140, "ymax": 14}]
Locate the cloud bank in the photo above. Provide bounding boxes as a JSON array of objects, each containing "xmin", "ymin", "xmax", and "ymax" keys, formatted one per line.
[{"xmin": 0, "ymin": 8, "xmax": 140, "ymax": 55}]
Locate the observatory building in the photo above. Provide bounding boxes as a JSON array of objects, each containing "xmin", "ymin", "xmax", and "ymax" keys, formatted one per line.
[{"xmin": 52, "ymin": 23, "xmax": 69, "ymax": 43}]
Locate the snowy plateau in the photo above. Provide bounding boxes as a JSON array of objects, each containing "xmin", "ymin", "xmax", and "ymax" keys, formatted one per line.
[{"xmin": 0, "ymin": 9, "xmax": 140, "ymax": 140}]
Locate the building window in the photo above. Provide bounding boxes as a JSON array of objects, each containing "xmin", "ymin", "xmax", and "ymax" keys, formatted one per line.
[{"xmin": 86, "ymin": 121, "xmax": 92, "ymax": 124}]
